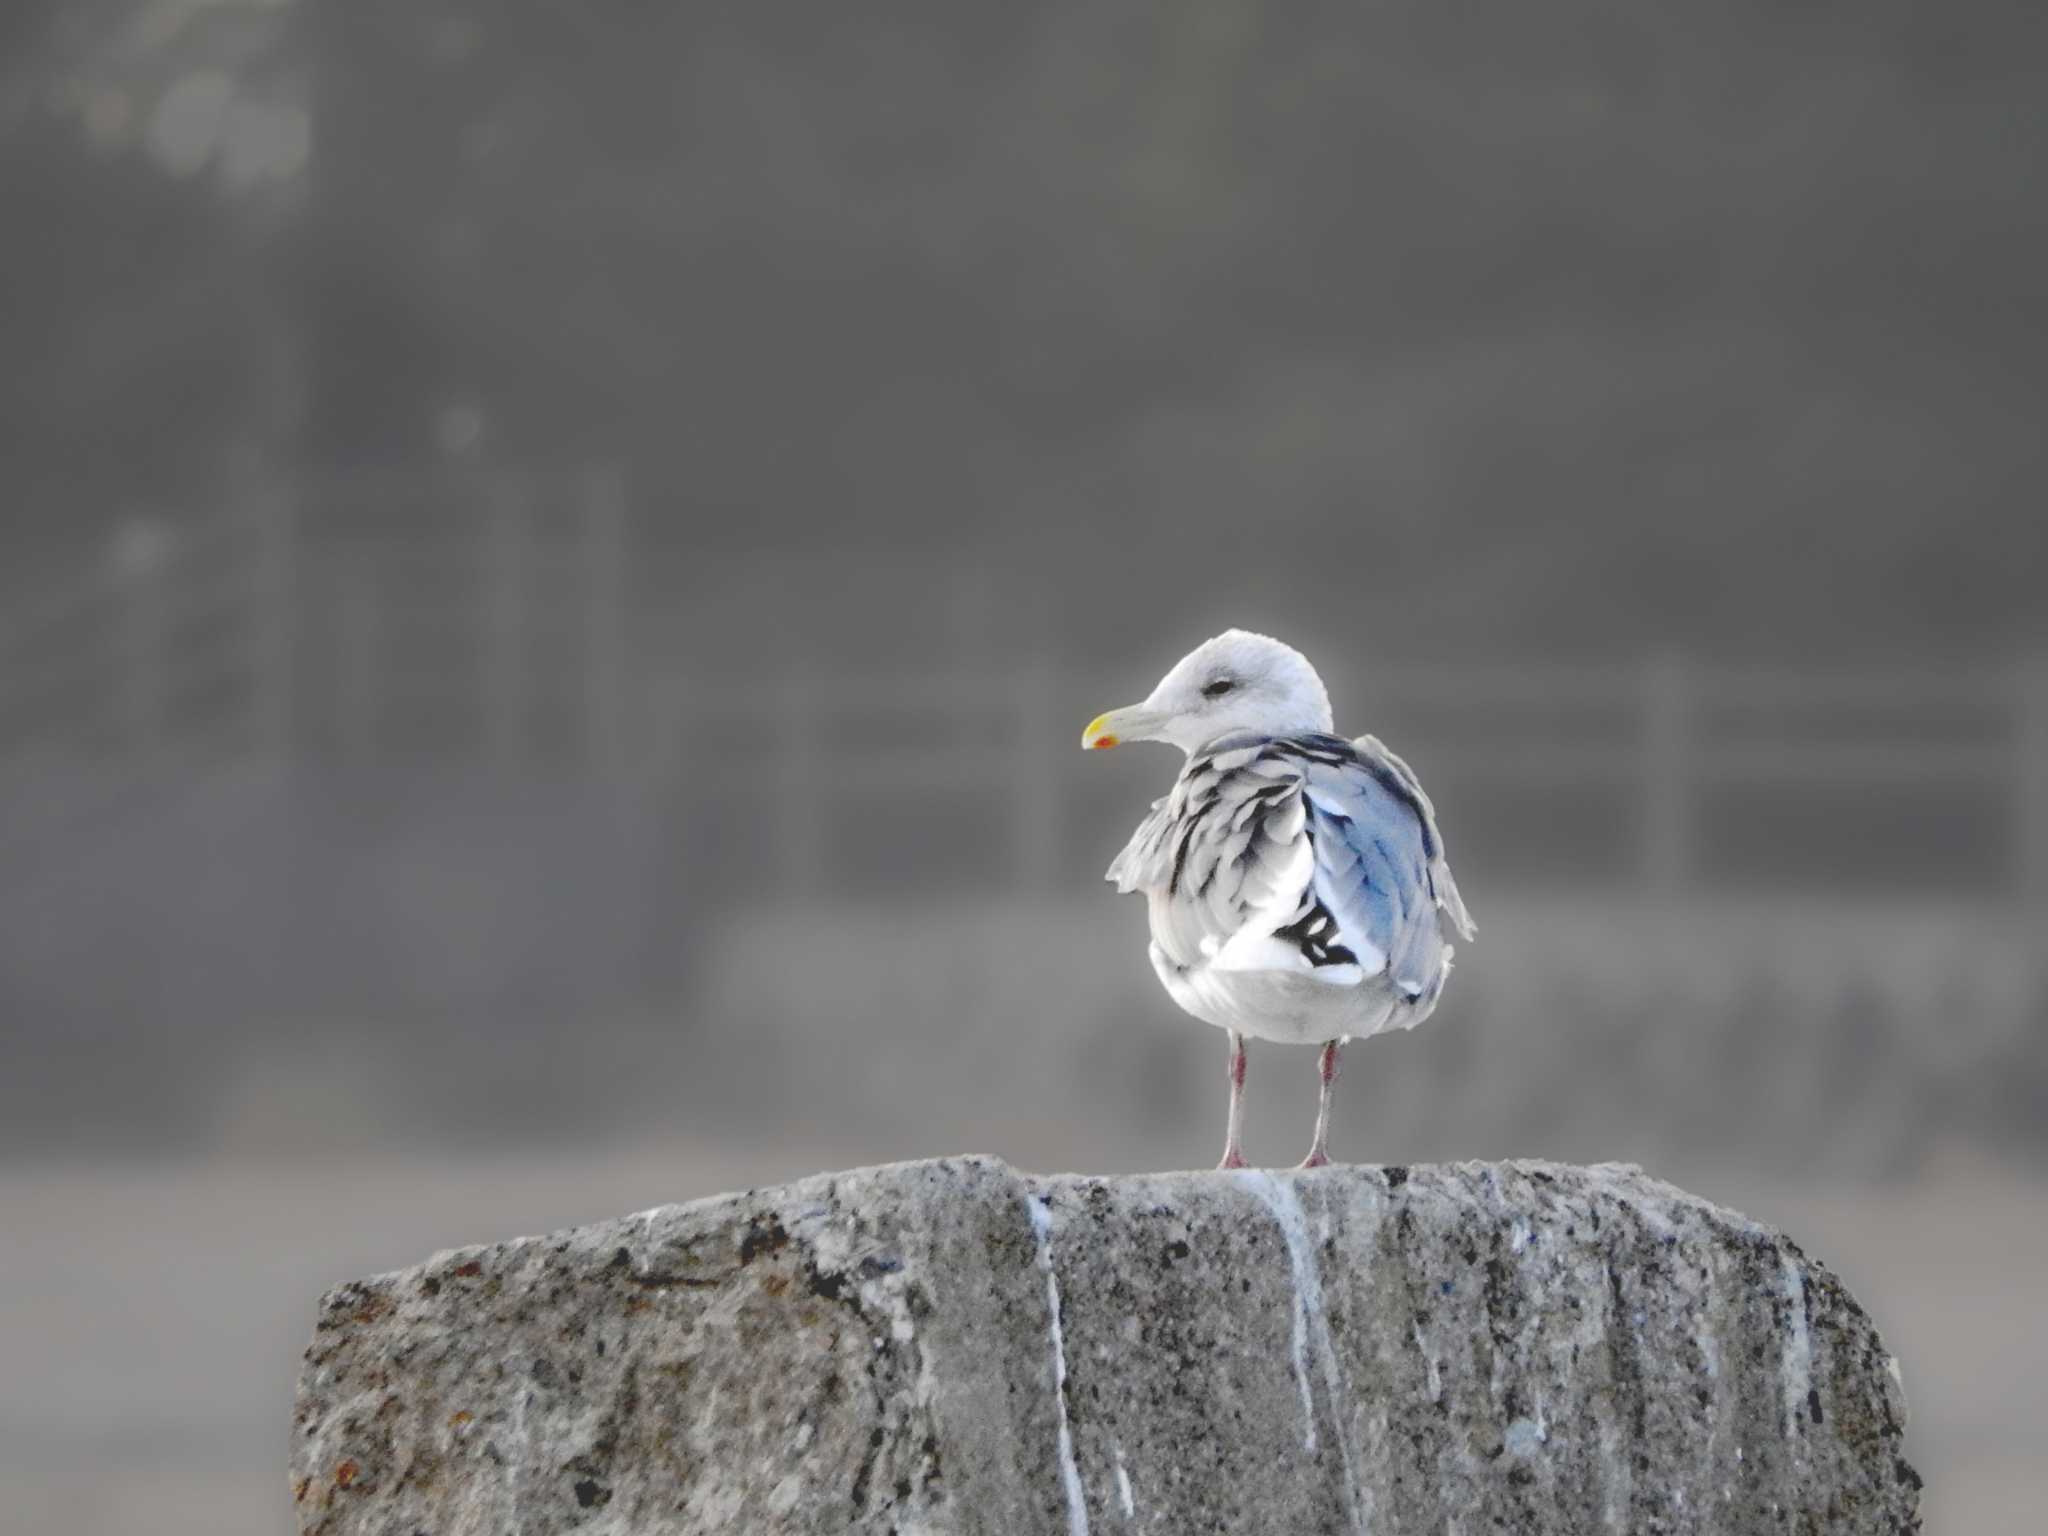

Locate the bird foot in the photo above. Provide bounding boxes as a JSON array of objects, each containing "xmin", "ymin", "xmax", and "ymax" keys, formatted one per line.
[
  {"xmin": 1217, "ymin": 1149, "xmax": 1249, "ymax": 1171},
  {"xmin": 1297, "ymin": 1149, "xmax": 1331, "ymax": 1169}
]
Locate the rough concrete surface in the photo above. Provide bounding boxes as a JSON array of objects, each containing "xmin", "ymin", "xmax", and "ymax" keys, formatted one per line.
[{"xmin": 292, "ymin": 1158, "xmax": 1919, "ymax": 1534}]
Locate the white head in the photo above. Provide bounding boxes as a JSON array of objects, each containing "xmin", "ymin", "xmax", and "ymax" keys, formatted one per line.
[{"xmin": 1081, "ymin": 629, "xmax": 1334, "ymax": 756}]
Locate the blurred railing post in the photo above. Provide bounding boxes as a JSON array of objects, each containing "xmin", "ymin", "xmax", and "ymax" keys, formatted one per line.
[
  {"xmin": 486, "ymin": 476, "xmax": 530, "ymax": 770},
  {"xmin": 2020, "ymin": 650, "xmax": 2048, "ymax": 906},
  {"xmin": 1013, "ymin": 657, "xmax": 1059, "ymax": 891},
  {"xmin": 337, "ymin": 549, "xmax": 380, "ymax": 762},
  {"xmin": 779, "ymin": 669, "xmax": 824, "ymax": 895},
  {"xmin": 112, "ymin": 519, "xmax": 168, "ymax": 757},
  {"xmin": 582, "ymin": 466, "xmax": 627, "ymax": 774},
  {"xmin": 1642, "ymin": 653, "xmax": 1691, "ymax": 894},
  {"xmin": 248, "ymin": 481, "xmax": 295, "ymax": 758},
  {"xmin": 652, "ymin": 669, "xmax": 691, "ymax": 783}
]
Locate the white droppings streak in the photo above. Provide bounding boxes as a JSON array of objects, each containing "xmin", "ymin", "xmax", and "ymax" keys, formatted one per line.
[
  {"xmin": 1029, "ymin": 1194, "xmax": 1091, "ymax": 1536},
  {"xmin": 1251, "ymin": 1175, "xmax": 1319, "ymax": 1451},
  {"xmin": 1697, "ymin": 1319, "xmax": 1722, "ymax": 1380},
  {"xmin": 1240, "ymin": 1171, "xmax": 1367, "ymax": 1533},
  {"xmin": 1411, "ymin": 1320, "xmax": 1443, "ymax": 1403},
  {"xmin": 505, "ymin": 1385, "xmax": 530, "ymax": 1526},
  {"xmin": 1781, "ymin": 1250, "xmax": 1813, "ymax": 1438},
  {"xmin": 1113, "ymin": 1445, "xmax": 1136, "ymax": 1519},
  {"xmin": 1594, "ymin": 1246, "xmax": 1628, "ymax": 1534}
]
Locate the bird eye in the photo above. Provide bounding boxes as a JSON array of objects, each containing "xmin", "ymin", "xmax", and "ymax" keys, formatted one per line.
[{"xmin": 1202, "ymin": 679, "xmax": 1236, "ymax": 699}]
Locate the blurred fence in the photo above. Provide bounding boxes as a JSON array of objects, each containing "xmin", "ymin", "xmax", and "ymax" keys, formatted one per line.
[{"xmin": 4, "ymin": 468, "xmax": 2046, "ymax": 901}]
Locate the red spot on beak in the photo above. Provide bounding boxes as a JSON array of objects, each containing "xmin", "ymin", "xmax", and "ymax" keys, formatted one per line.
[{"xmin": 1090, "ymin": 735, "xmax": 1118, "ymax": 750}]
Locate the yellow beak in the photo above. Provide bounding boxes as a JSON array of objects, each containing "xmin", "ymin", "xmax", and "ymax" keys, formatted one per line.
[
  {"xmin": 1081, "ymin": 704, "xmax": 1164, "ymax": 750},
  {"xmin": 1082, "ymin": 712, "xmax": 1120, "ymax": 750}
]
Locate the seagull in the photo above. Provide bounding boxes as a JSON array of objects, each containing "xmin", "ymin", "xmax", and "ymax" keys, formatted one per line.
[{"xmin": 1082, "ymin": 630, "xmax": 1474, "ymax": 1169}]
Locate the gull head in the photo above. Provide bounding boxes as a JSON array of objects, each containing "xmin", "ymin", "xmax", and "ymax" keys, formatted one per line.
[{"xmin": 1082, "ymin": 629, "xmax": 1334, "ymax": 756}]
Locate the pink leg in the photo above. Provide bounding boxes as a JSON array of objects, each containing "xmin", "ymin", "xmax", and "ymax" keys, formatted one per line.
[
  {"xmin": 1217, "ymin": 1032, "xmax": 1248, "ymax": 1169},
  {"xmin": 1299, "ymin": 1039, "xmax": 1343, "ymax": 1168}
]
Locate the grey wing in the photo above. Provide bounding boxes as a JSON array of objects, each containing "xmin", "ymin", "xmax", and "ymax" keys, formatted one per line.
[
  {"xmin": 1277, "ymin": 741, "xmax": 1473, "ymax": 1000},
  {"xmin": 1350, "ymin": 734, "xmax": 1475, "ymax": 942}
]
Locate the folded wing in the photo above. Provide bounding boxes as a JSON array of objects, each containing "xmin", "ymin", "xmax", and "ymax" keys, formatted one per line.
[{"xmin": 1107, "ymin": 732, "xmax": 1473, "ymax": 998}]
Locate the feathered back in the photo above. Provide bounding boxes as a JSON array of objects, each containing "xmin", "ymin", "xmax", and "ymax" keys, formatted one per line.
[{"xmin": 1108, "ymin": 731, "xmax": 1473, "ymax": 999}]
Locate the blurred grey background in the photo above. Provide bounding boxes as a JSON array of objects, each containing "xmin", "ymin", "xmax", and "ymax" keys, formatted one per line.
[{"xmin": 3, "ymin": 3, "xmax": 2045, "ymax": 1532}]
